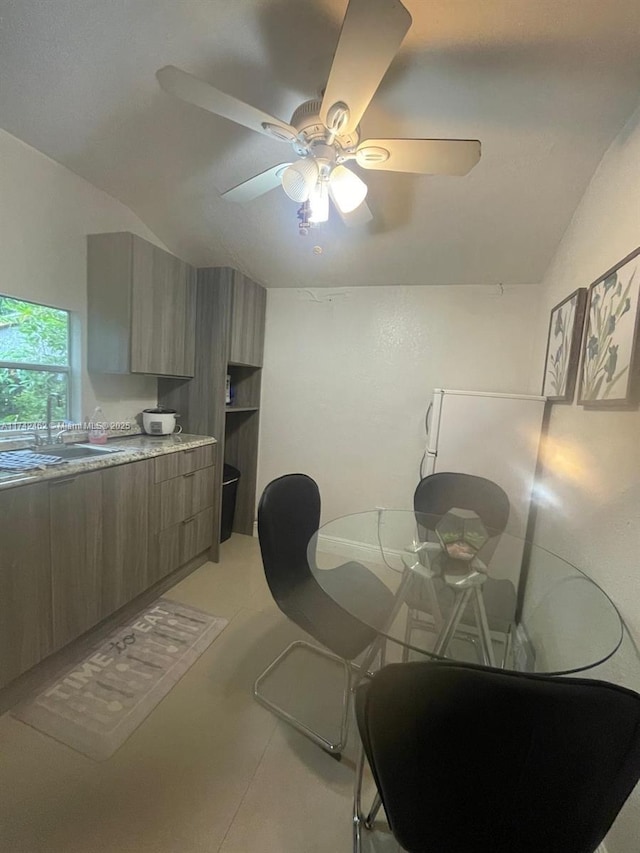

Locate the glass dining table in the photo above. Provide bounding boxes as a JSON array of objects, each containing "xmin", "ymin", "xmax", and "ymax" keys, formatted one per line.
[{"xmin": 307, "ymin": 510, "xmax": 624, "ymax": 677}]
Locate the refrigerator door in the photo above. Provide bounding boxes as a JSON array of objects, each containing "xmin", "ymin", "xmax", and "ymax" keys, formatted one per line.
[
  {"xmin": 424, "ymin": 452, "xmax": 437, "ymax": 477},
  {"xmin": 432, "ymin": 390, "xmax": 546, "ymax": 589},
  {"xmin": 426, "ymin": 389, "xmax": 444, "ymax": 456}
]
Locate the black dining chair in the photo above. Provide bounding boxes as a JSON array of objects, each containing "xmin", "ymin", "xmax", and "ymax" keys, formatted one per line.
[
  {"xmin": 253, "ymin": 473, "xmax": 395, "ymax": 756},
  {"xmin": 353, "ymin": 660, "xmax": 640, "ymax": 853},
  {"xmin": 405, "ymin": 472, "xmax": 514, "ymax": 665}
]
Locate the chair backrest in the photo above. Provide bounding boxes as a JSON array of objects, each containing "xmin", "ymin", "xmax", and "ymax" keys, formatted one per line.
[
  {"xmin": 356, "ymin": 661, "xmax": 640, "ymax": 853},
  {"xmin": 414, "ymin": 472, "xmax": 510, "ymax": 537},
  {"xmin": 257, "ymin": 473, "xmax": 320, "ymax": 604}
]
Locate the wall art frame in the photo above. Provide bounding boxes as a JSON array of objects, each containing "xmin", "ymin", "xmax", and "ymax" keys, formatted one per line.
[
  {"xmin": 542, "ymin": 287, "xmax": 588, "ymax": 402},
  {"xmin": 578, "ymin": 246, "xmax": 640, "ymax": 408}
]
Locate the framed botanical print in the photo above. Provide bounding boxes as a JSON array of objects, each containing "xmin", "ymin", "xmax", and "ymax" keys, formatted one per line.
[
  {"xmin": 542, "ymin": 288, "xmax": 587, "ymax": 402},
  {"xmin": 578, "ymin": 246, "xmax": 640, "ymax": 407}
]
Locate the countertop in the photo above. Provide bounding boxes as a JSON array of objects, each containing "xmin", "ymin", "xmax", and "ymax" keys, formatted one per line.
[{"xmin": 0, "ymin": 434, "xmax": 217, "ymax": 491}]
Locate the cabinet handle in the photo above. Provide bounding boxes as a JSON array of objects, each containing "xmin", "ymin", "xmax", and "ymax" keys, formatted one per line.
[
  {"xmin": 184, "ymin": 449, "xmax": 196, "ymax": 454},
  {"xmin": 182, "ymin": 516, "xmax": 196, "ymax": 525},
  {"xmin": 49, "ymin": 477, "xmax": 77, "ymax": 486},
  {"xmin": 184, "ymin": 472, "xmax": 196, "ymax": 478}
]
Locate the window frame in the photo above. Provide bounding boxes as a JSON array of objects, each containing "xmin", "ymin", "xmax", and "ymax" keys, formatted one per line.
[{"xmin": 0, "ymin": 294, "xmax": 72, "ymax": 431}]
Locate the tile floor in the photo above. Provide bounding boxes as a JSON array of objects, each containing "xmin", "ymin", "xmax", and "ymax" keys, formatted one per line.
[{"xmin": 0, "ymin": 534, "xmax": 400, "ymax": 853}]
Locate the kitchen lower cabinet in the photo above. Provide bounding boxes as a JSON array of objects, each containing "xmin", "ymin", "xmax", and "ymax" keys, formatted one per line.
[
  {"xmin": 150, "ymin": 447, "xmax": 216, "ymax": 583},
  {"xmin": 50, "ymin": 471, "xmax": 104, "ymax": 650},
  {"xmin": 101, "ymin": 459, "xmax": 152, "ymax": 616},
  {"xmin": 155, "ymin": 467, "xmax": 214, "ymax": 530},
  {"xmin": 0, "ymin": 444, "xmax": 216, "ymax": 690},
  {"xmin": 0, "ymin": 483, "xmax": 52, "ymax": 688}
]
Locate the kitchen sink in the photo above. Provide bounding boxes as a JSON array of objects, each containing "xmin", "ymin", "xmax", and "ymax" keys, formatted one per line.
[{"xmin": 37, "ymin": 444, "xmax": 124, "ymax": 460}]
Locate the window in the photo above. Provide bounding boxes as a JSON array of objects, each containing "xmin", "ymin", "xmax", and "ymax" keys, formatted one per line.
[{"xmin": 0, "ymin": 295, "xmax": 71, "ymax": 428}]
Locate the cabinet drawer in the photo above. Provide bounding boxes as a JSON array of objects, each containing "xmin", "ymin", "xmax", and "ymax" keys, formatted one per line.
[
  {"xmin": 154, "ymin": 444, "xmax": 216, "ymax": 483},
  {"xmin": 155, "ymin": 466, "xmax": 214, "ymax": 531},
  {"xmin": 154, "ymin": 507, "xmax": 213, "ymax": 581},
  {"xmin": 181, "ymin": 507, "xmax": 214, "ymax": 564}
]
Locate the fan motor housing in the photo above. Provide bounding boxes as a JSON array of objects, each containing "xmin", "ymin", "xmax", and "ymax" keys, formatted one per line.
[{"xmin": 290, "ymin": 99, "xmax": 360, "ymax": 155}]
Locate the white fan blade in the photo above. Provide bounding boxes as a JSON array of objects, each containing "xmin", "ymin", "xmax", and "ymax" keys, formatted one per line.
[
  {"xmin": 157, "ymin": 66, "xmax": 297, "ymax": 142},
  {"xmin": 356, "ymin": 138, "xmax": 481, "ymax": 175},
  {"xmin": 320, "ymin": 0, "xmax": 411, "ymax": 136},
  {"xmin": 334, "ymin": 199, "xmax": 373, "ymax": 227},
  {"xmin": 221, "ymin": 164, "xmax": 291, "ymax": 203}
]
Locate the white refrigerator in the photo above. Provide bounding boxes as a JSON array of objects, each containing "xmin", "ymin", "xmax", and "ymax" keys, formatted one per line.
[{"xmin": 424, "ymin": 389, "xmax": 547, "ymax": 593}]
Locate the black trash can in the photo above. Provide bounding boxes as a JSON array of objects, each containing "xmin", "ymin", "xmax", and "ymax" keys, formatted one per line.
[{"xmin": 220, "ymin": 464, "xmax": 241, "ymax": 543}]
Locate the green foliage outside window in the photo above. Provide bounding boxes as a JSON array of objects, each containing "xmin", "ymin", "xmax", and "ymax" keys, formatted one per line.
[{"xmin": 0, "ymin": 296, "xmax": 70, "ymax": 425}]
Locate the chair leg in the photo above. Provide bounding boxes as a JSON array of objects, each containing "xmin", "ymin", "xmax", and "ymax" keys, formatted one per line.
[
  {"xmin": 433, "ymin": 588, "xmax": 473, "ymax": 658},
  {"xmin": 253, "ymin": 640, "xmax": 352, "ymax": 755},
  {"xmin": 364, "ymin": 792, "xmax": 382, "ymax": 830},
  {"xmin": 472, "ymin": 588, "xmax": 497, "ymax": 667},
  {"xmin": 353, "ymin": 742, "xmax": 366, "ymax": 853},
  {"xmin": 402, "ymin": 608, "xmax": 415, "ymax": 662},
  {"xmin": 353, "ymin": 635, "xmax": 385, "ymax": 687}
]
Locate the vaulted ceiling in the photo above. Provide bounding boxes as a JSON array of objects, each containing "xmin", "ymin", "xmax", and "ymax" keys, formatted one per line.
[{"xmin": 1, "ymin": 0, "xmax": 639, "ymax": 287}]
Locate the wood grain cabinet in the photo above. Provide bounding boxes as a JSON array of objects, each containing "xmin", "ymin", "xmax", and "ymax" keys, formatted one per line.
[
  {"xmin": 150, "ymin": 448, "xmax": 216, "ymax": 582},
  {"xmin": 159, "ymin": 267, "xmax": 266, "ymax": 559},
  {"xmin": 87, "ymin": 232, "xmax": 196, "ymax": 378},
  {"xmin": 101, "ymin": 458, "xmax": 152, "ymax": 616},
  {"xmin": 0, "ymin": 448, "xmax": 217, "ymax": 690},
  {"xmin": 0, "ymin": 483, "xmax": 53, "ymax": 688},
  {"xmin": 228, "ymin": 269, "xmax": 266, "ymax": 367},
  {"xmin": 49, "ymin": 471, "xmax": 103, "ymax": 650}
]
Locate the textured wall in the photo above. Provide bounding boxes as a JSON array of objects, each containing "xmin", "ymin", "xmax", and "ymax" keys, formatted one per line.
[
  {"xmin": 258, "ymin": 283, "xmax": 539, "ymax": 523},
  {"xmin": 529, "ymin": 100, "xmax": 640, "ymax": 853},
  {"xmin": 0, "ymin": 129, "xmax": 164, "ymax": 426}
]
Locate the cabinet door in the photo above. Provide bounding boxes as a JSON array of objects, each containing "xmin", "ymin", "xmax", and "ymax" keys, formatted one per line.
[
  {"xmin": 101, "ymin": 459, "xmax": 151, "ymax": 617},
  {"xmin": 0, "ymin": 484, "xmax": 52, "ymax": 688},
  {"xmin": 130, "ymin": 237, "xmax": 196, "ymax": 377},
  {"xmin": 49, "ymin": 472, "xmax": 103, "ymax": 650},
  {"xmin": 229, "ymin": 271, "xmax": 266, "ymax": 367}
]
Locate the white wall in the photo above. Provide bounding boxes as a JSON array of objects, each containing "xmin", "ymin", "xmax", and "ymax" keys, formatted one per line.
[
  {"xmin": 529, "ymin": 101, "xmax": 640, "ymax": 853},
  {"xmin": 0, "ymin": 129, "xmax": 162, "ymax": 426},
  {"xmin": 258, "ymin": 284, "xmax": 540, "ymax": 522}
]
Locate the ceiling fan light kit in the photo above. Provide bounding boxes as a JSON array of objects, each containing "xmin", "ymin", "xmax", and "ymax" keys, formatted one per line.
[
  {"xmin": 308, "ymin": 179, "xmax": 330, "ymax": 224},
  {"xmin": 156, "ymin": 0, "xmax": 481, "ymax": 234},
  {"xmin": 329, "ymin": 165, "xmax": 368, "ymax": 214},
  {"xmin": 281, "ymin": 158, "xmax": 319, "ymax": 203}
]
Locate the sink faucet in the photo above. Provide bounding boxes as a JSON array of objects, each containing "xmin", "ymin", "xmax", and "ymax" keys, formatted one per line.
[{"xmin": 46, "ymin": 393, "xmax": 62, "ymax": 445}]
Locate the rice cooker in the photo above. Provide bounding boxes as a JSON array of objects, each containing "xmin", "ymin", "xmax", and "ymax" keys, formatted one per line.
[{"xmin": 142, "ymin": 407, "xmax": 182, "ymax": 435}]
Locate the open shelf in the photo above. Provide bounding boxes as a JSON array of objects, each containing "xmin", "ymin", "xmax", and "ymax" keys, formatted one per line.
[{"xmin": 227, "ymin": 365, "xmax": 261, "ymax": 410}]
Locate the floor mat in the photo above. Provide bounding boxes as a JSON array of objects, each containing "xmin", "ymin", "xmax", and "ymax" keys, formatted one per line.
[{"xmin": 13, "ymin": 598, "xmax": 227, "ymax": 760}]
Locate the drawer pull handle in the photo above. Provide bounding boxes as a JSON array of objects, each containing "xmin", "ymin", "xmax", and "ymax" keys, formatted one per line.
[
  {"xmin": 50, "ymin": 477, "xmax": 77, "ymax": 486},
  {"xmin": 184, "ymin": 472, "xmax": 196, "ymax": 478},
  {"xmin": 182, "ymin": 516, "xmax": 196, "ymax": 525}
]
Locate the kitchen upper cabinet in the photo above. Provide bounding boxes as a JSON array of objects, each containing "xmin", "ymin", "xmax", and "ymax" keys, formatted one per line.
[
  {"xmin": 101, "ymin": 459, "xmax": 151, "ymax": 616},
  {"xmin": 228, "ymin": 269, "xmax": 266, "ymax": 367},
  {"xmin": 87, "ymin": 232, "xmax": 196, "ymax": 378},
  {"xmin": 49, "ymin": 471, "xmax": 103, "ymax": 650},
  {"xmin": 0, "ymin": 483, "xmax": 52, "ymax": 688}
]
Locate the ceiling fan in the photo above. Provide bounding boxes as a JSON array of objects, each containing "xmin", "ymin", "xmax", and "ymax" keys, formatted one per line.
[{"xmin": 156, "ymin": 0, "xmax": 481, "ymax": 231}]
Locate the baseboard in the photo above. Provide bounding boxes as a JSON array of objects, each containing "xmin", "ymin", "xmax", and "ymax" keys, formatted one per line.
[{"xmin": 316, "ymin": 532, "xmax": 405, "ymax": 565}]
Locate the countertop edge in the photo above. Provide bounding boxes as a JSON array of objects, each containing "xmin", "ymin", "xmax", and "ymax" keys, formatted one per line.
[{"xmin": 0, "ymin": 435, "xmax": 217, "ymax": 491}]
